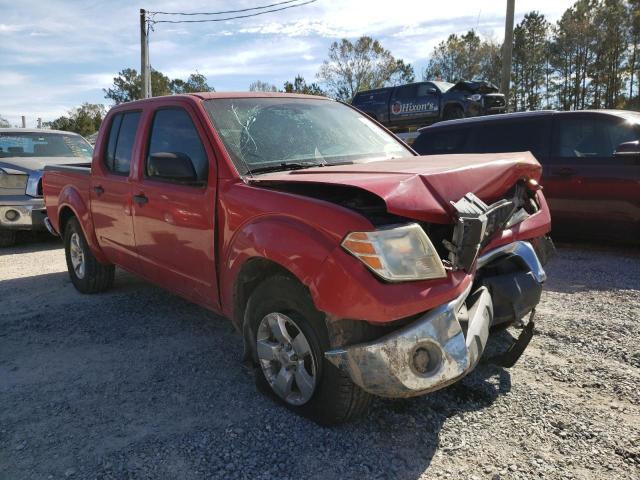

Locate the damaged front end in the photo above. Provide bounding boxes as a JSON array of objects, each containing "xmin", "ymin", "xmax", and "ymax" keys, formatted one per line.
[
  {"xmin": 325, "ymin": 182, "xmax": 553, "ymax": 398},
  {"xmin": 325, "ymin": 241, "xmax": 547, "ymax": 398},
  {"xmin": 444, "ymin": 180, "xmax": 540, "ymax": 271}
]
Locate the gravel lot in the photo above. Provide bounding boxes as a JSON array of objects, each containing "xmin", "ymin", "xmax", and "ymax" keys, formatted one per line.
[{"xmin": 1, "ymin": 237, "xmax": 638, "ymax": 480}]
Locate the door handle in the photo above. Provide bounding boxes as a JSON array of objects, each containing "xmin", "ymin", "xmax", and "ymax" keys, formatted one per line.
[
  {"xmin": 552, "ymin": 167, "xmax": 577, "ymax": 177},
  {"xmin": 93, "ymin": 185, "xmax": 104, "ymax": 195},
  {"xmin": 132, "ymin": 194, "xmax": 148, "ymax": 205}
]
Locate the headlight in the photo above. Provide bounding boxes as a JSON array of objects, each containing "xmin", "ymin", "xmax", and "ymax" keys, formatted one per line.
[
  {"xmin": 467, "ymin": 94, "xmax": 482, "ymax": 102},
  {"xmin": 342, "ymin": 223, "xmax": 447, "ymax": 282},
  {"xmin": 0, "ymin": 171, "xmax": 28, "ymax": 191}
]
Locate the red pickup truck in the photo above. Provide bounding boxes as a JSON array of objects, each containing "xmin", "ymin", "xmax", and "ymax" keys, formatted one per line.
[{"xmin": 43, "ymin": 93, "xmax": 553, "ymax": 425}]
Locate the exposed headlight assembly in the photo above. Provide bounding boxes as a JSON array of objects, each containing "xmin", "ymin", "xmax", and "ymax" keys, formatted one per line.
[{"xmin": 342, "ymin": 223, "xmax": 447, "ymax": 282}]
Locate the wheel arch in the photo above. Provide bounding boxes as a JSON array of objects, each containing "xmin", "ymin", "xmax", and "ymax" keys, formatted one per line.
[
  {"xmin": 56, "ymin": 187, "xmax": 109, "ymax": 264},
  {"xmin": 442, "ymin": 101, "xmax": 465, "ymax": 119}
]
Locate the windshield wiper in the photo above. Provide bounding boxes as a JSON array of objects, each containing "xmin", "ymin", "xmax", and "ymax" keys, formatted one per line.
[{"xmin": 245, "ymin": 162, "xmax": 325, "ymax": 175}]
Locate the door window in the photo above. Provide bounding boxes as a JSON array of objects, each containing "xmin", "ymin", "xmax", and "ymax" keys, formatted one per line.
[
  {"xmin": 104, "ymin": 112, "xmax": 141, "ymax": 175},
  {"xmin": 394, "ymin": 84, "xmax": 417, "ymax": 101},
  {"xmin": 551, "ymin": 115, "xmax": 635, "ymax": 159},
  {"xmin": 146, "ymin": 108, "xmax": 208, "ymax": 183},
  {"xmin": 417, "ymin": 83, "xmax": 435, "ymax": 97},
  {"xmin": 413, "ymin": 128, "xmax": 470, "ymax": 155},
  {"xmin": 472, "ymin": 119, "xmax": 547, "ymax": 160}
]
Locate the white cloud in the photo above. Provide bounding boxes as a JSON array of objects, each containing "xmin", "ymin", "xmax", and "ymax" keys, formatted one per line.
[{"xmin": 0, "ymin": 71, "xmax": 30, "ymax": 87}]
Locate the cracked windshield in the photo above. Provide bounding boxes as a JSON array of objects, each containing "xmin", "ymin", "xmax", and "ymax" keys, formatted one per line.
[{"xmin": 204, "ymin": 98, "xmax": 412, "ymax": 175}]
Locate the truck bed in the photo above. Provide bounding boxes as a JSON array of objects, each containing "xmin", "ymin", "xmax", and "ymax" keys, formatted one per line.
[{"xmin": 42, "ymin": 164, "xmax": 92, "ymax": 235}]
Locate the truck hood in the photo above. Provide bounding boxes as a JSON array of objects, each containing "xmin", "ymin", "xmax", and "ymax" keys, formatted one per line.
[
  {"xmin": 451, "ymin": 80, "xmax": 500, "ymax": 94},
  {"xmin": 0, "ymin": 156, "xmax": 88, "ymax": 175},
  {"xmin": 249, "ymin": 152, "xmax": 541, "ymax": 223}
]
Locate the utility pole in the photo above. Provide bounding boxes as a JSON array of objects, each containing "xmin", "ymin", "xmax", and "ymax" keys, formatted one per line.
[
  {"xmin": 21, "ymin": 116, "xmax": 26, "ymax": 128},
  {"xmin": 140, "ymin": 9, "xmax": 151, "ymax": 98},
  {"xmin": 500, "ymin": 0, "xmax": 515, "ymax": 111}
]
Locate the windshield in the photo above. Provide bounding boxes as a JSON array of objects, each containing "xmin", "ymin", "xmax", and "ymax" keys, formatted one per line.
[
  {"xmin": 431, "ymin": 81, "xmax": 454, "ymax": 92},
  {"xmin": 0, "ymin": 132, "xmax": 93, "ymax": 159},
  {"xmin": 203, "ymin": 98, "xmax": 413, "ymax": 175}
]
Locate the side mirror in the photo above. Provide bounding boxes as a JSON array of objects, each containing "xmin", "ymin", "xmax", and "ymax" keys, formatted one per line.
[
  {"xmin": 426, "ymin": 87, "xmax": 438, "ymax": 95},
  {"xmin": 614, "ymin": 140, "xmax": 640, "ymax": 156},
  {"xmin": 147, "ymin": 152, "xmax": 197, "ymax": 182}
]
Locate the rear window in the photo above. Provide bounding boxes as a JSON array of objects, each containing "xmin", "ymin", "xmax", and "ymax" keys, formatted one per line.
[
  {"xmin": 413, "ymin": 128, "xmax": 471, "ymax": 155},
  {"xmin": 0, "ymin": 132, "xmax": 93, "ymax": 159}
]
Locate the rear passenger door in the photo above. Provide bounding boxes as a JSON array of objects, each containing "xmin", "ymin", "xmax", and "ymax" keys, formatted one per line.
[
  {"xmin": 91, "ymin": 110, "xmax": 141, "ymax": 271},
  {"xmin": 547, "ymin": 113, "xmax": 640, "ymax": 237},
  {"xmin": 131, "ymin": 104, "xmax": 219, "ymax": 308}
]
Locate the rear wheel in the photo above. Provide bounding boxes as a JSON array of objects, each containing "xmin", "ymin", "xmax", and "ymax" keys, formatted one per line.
[
  {"xmin": 245, "ymin": 275, "xmax": 372, "ymax": 425},
  {"xmin": 64, "ymin": 217, "xmax": 114, "ymax": 293},
  {"xmin": 0, "ymin": 230, "xmax": 17, "ymax": 247}
]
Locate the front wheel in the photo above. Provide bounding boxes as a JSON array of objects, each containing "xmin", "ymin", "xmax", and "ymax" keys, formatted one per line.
[
  {"xmin": 245, "ymin": 275, "xmax": 372, "ymax": 425},
  {"xmin": 64, "ymin": 217, "xmax": 114, "ymax": 293},
  {"xmin": 443, "ymin": 105, "xmax": 465, "ymax": 120}
]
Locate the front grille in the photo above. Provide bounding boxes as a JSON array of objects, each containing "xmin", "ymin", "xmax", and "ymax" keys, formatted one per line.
[{"xmin": 484, "ymin": 95, "xmax": 505, "ymax": 108}]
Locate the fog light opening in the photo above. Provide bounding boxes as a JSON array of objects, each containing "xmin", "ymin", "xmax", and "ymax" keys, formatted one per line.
[
  {"xmin": 5, "ymin": 209, "xmax": 19, "ymax": 222},
  {"xmin": 411, "ymin": 343, "xmax": 443, "ymax": 376}
]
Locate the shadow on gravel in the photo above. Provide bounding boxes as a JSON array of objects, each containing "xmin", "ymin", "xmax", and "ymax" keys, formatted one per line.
[
  {"xmin": 0, "ymin": 266, "xmax": 516, "ymax": 480},
  {"xmin": 344, "ymin": 330, "xmax": 514, "ymax": 478},
  {"xmin": 0, "ymin": 232, "xmax": 61, "ymax": 255},
  {"xmin": 543, "ymin": 243, "xmax": 640, "ymax": 293}
]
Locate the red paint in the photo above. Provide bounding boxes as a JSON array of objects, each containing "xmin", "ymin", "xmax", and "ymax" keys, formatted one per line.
[{"xmin": 43, "ymin": 93, "xmax": 551, "ymax": 325}]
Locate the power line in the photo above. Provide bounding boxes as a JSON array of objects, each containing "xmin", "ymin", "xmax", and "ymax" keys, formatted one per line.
[
  {"xmin": 149, "ymin": 0, "xmax": 303, "ymax": 16},
  {"xmin": 149, "ymin": 0, "xmax": 317, "ymax": 24}
]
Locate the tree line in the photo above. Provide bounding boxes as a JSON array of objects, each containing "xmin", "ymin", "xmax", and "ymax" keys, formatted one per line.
[
  {"xmin": 424, "ymin": 1, "xmax": 639, "ymax": 111},
  {"xmin": 37, "ymin": 0, "xmax": 638, "ymax": 137}
]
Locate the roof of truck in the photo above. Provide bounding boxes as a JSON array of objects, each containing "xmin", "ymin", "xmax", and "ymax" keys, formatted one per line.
[
  {"xmin": 0, "ymin": 128, "xmax": 84, "ymax": 135},
  {"xmin": 419, "ymin": 109, "xmax": 640, "ymax": 131},
  {"xmin": 116, "ymin": 92, "xmax": 331, "ymax": 108}
]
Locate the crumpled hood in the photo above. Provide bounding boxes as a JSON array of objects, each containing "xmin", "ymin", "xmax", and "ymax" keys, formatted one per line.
[
  {"xmin": 0, "ymin": 156, "xmax": 87, "ymax": 175},
  {"xmin": 249, "ymin": 152, "xmax": 541, "ymax": 223},
  {"xmin": 451, "ymin": 80, "xmax": 500, "ymax": 94}
]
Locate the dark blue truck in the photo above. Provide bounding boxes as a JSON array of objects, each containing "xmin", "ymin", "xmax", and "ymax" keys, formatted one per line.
[{"xmin": 351, "ymin": 80, "xmax": 506, "ymax": 131}]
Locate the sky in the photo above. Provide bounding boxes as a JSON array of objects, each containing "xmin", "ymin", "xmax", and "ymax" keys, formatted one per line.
[{"xmin": 0, "ymin": 0, "xmax": 577, "ymax": 127}]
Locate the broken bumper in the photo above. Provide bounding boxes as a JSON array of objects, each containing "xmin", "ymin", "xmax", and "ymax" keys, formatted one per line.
[{"xmin": 324, "ymin": 240, "xmax": 545, "ymax": 398}]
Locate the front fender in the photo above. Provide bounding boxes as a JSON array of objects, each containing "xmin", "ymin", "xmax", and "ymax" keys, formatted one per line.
[
  {"xmin": 221, "ymin": 215, "xmax": 338, "ymax": 319},
  {"xmin": 57, "ymin": 186, "xmax": 109, "ymax": 264}
]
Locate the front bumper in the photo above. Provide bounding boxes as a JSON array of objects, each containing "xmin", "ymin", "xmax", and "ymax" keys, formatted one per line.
[
  {"xmin": 325, "ymin": 240, "xmax": 545, "ymax": 398},
  {"xmin": 0, "ymin": 202, "xmax": 47, "ymax": 230}
]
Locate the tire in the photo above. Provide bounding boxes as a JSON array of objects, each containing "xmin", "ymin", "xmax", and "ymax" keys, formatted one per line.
[
  {"xmin": 63, "ymin": 217, "xmax": 114, "ymax": 294},
  {"xmin": 0, "ymin": 230, "xmax": 17, "ymax": 247},
  {"xmin": 443, "ymin": 105, "xmax": 465, "ymax": 121},
  {"xmin": 245, "ymin": 275, "xmax": 372, "ymax": 425}
]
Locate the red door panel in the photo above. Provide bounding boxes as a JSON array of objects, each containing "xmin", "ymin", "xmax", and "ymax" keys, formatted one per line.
[
  {"xmin": 131, "ymin": 104, "xmax": 219, "ymax": 308},
  {"xmin": 91, "ymin": 110, "xmax": 141, "ymax": 271}
]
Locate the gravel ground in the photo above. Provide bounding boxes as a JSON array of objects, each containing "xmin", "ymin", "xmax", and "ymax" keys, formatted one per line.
[{"xmin": 0, "ymin": 237, "xmax": 638, "ymax": 480}]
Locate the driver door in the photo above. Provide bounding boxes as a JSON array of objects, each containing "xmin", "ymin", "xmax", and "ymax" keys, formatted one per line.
[
  {"xmin": 389, "ymin": 83, "xmax": 440, "ymax": 126},
  {"xmin": 131, "ymin": 104, "xmax": 219, "ymax": 308}
]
